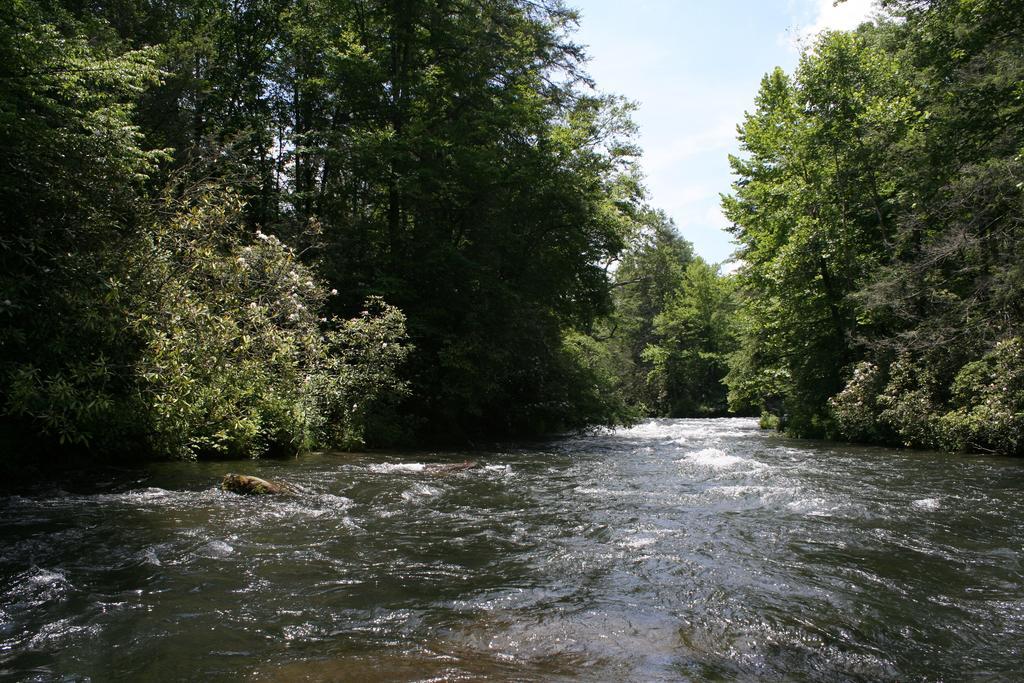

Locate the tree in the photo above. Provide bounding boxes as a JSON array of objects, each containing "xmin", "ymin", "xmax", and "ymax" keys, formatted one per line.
[
  {"xmin": 0, "ymin": 2, "xmax": 412, "ymax": 461},
  {"xmin": 834, "ymin": 0, "xmax": 1024, "ymax": 453},
  {"xmin": 605, "ymin": 211, "xmax": 694, "ymax": 412},
  {"xmin": 724, "ymin": 28, "xmax": 913, "ymax": 436},
  {"xmin": 279, "ymin": 0, "xmax": 644, "ymax": 441},
  {"xmin": 0, "ymin": 0, "xmax": 162, "ymax": 451},
  {"xmin": 3, "ymin": 0, "xmax": 649, "ymax": 457},
  {"xmin": 727, "ymin": 1, "xmax": 1024, "ymax": 455},
  {"xmin": 644, "ymin": 259, "xmax": 738, "ymax": 417}
]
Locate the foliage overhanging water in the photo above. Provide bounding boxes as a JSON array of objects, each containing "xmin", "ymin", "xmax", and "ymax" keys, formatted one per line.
[{"xmin": 2, "ymin": 418, "xmax": 1023, "ymax": 680}]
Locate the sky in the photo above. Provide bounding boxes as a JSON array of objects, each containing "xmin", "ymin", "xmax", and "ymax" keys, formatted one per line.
[{"xmin": 572, "ymin": 0, "xmax": 879, "ymax": 266}]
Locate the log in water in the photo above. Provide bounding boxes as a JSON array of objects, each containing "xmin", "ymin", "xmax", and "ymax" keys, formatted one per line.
[{"xmin": 2, "ymin": 418, "xmax": 1023, "ymax": 680}]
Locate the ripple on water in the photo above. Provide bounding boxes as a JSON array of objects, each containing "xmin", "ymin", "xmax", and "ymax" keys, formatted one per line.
[
  {"xmin": 785, "ymin": 495, "xmax": 848, "ymax": 517},
  {"xmin": 139, "ymin": 545, "xmax": 163, "ymax": 566},
  {"xmin": 616, "ymin": 417, "xmax": 758, "ymax": 444},
  {"xmin": 198, "ymin": 540, "xmax": 235, "ymax": 558},
  {"xmin": 26, "ymin": 618, "xmax": 101, "ymax": 649},
  {"xmin": 401, "ymin": 483, "xmax": 442, "ymax": 503},
  {"xmin": 2, "ymin": 417, "xmax": 1023, "ymax": 681},
  {"xmin": 483, "ymin": 464, "xmax": 513, "ymax": 477},
  {"xmin": 3, "ymin": 568, "xmax": 73, "ymax": 611},
  {"xmin": 1, "ymin": 568, "xmax": 85, "ymax": 653},
  {"xmin": 705, "ymin": 484, "xmax": 802, "ymax": 511}
]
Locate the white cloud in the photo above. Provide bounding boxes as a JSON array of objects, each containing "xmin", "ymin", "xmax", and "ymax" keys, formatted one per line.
[
  {"xmin": 787, "ymin": 0, "xmax": 878, "ymax": 50},
  {"xmin": 807, "ymin": 0, "xmax": 877, "ymax": 33},
  {"xmin": 721, "ymin": 259, "xmax": 744, "ymax": 275}
]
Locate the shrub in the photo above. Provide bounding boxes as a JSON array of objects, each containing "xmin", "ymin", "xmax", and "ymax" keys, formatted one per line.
[
  {"xmin": 830, "ymin": 361, "xmax": 888, "ymax": 443},
  {"xmin": 126, "ymin": 187, "xmax": 410, "ymax": 459},
  {"xmin": 5, "ymin": 184, "xmax": 411, "ymax": 461},
  {"xmin": 937, "ymin": 338, "xmax": 1024, "ymax": 456},
  {"xmin": 877, "ymin": 354, "xmax": 943, "ymax": 449}
]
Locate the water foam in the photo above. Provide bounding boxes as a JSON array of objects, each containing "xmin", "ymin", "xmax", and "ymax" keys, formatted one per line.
[
  {"xmin": 786, "ymin": 496, "xmax": 835, "ymax": 516},
  {"xmin": 401, "ymin": 483, "xmax": 442, "ymax": 502},
  {"xmin": 140, "ymin": 546, "xmax": 162, "ymax": 566},
  {"xmin": 369, "ymin": 463, "xmax": 427, "ymax": 473},
  {"xmin": 27, "ymin": 619, "xmax": 99, "ymax": 648},
  {"xmin": 711, "ymin": 485, "xmax": 790, "ymax": 499},
  {"xmin": 200, "ymin": 540, "xmax": 234, "ymax": 558},
  {"xmin": 620, "ymin": 535, "xmax": 657, "ymax": 550},
  {"xmin": 618, "ymin": 418, "xmax": 759, "ymax": 443},
  {"xmin": 679, "ymin": 448, "xmax": 760, "ymax": 470},
  {"xmin": 312, "ymin": 493, "xmax": 354, "ymax": 509}
]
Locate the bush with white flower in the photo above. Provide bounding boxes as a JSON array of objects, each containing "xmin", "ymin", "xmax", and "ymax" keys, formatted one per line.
[{"xmin": 120, "ymin": 186, "xmax": 411, "ymax": 458}]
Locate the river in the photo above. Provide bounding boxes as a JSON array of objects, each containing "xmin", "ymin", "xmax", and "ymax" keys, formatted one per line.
[{"xmin": 2, "ymin": 418, "xmax": 1023, "ymax": 681}]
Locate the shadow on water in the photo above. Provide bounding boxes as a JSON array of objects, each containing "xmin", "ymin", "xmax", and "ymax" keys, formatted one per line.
[{"xmin": 2, "ymin": 418, "xmax": 1024, "ymax": 680}]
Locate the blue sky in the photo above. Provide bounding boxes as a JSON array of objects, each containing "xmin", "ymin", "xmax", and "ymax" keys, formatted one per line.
[{"xmin": 572, "ymin": 0, "xmax": 877, "ymax": 266}]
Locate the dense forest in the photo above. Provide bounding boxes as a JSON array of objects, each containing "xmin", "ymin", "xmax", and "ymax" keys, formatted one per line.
[
  {"xmin": 0, "ymin": 0, "xmax": 678, "ymax": 462},
  {"xmin": 1, "ymin": 0, "xmax": 1021, "ymax": 462},
  {"xmin": 724, "ymin": 0, "xmax": 1024, "ymax": 456}
]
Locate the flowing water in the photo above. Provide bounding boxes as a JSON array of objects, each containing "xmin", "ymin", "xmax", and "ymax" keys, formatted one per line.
[{"xmin": 2, "ymin": 418, "xmax": 1024, "ymax": 681}]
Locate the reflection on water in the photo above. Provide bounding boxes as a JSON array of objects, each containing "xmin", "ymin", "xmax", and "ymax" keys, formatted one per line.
[{"xmin": 2, "ymin": 419, "xmax": 1024, "ymax": 680}]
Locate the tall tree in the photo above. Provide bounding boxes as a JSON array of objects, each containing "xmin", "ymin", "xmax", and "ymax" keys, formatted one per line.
[
  {"xmin": 279, "ymin": 0, "xmax": 644, "ymax": 440},
  {"xmin": 724, "ymin": 28, "xmax": 914, "ymax": 436},
  {"xmin": 1, "ymin": 0, "xmax": 412, "ymax": 461},
  {"xmin": 644, "ymin": 259, "xmax": 738, "ymax": 417},
  {"xmin": 833, "ymin": 0, "xmax": 1024, "ymax": 454},
  {"xmin": 0, "ymin": 0, "xmax": 162, "ymax": 450},
  {"xmin": 605, "ymin": 211, "xmax": 694, "ymax": 412},
  {"xmin": 43, "ymin": 0, "xmax": 647, "ymax": 444},
  {"xmin": 727, "ymin": 1, "xmax": 1024, "ymax": 454}
]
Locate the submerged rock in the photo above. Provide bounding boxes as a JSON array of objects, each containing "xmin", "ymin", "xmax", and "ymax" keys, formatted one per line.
[
  {"xmin": 424, "ymin": 460, "xmax": 479, "ymax": 475},
  {"xmin": 221, "ymin": 473, "xmax": 295, "ymax": 495}
]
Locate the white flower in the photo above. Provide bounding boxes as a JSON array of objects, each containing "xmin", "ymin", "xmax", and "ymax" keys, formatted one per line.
[{"xmin": 330, "ymin": 289, "xmax": 338, "ymax": 296}]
